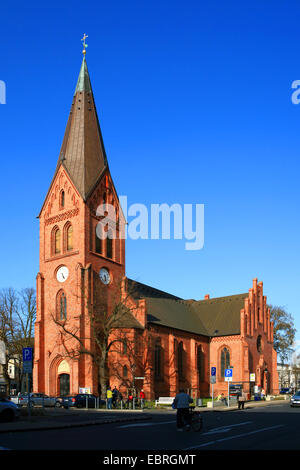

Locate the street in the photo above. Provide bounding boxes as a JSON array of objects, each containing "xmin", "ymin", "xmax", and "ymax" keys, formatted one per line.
[{"xmin": 0, "ymin": 401, "xmax": 299, "ymax": 451}]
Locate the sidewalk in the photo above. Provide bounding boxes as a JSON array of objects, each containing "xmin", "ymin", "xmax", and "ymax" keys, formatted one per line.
[
  {"xmin": 0, "ymin": 398, "xmax": 287, "ymax": 433},
  {"xmin": 200, "ymin": 398, "xmax": 288, "ymax": 412}
]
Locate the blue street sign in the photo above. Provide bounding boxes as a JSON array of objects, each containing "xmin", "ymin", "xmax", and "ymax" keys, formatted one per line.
[
  {"xmin": 225, "ymin": 368, "xmax": 233, "ymax": 378},
  {"xmin": 23, "ymin": 347, "xmax": 33, "ymax": 362},
  {"xmin": 211, "ymin": 367, "xmax": 216, "ymax": 376}
]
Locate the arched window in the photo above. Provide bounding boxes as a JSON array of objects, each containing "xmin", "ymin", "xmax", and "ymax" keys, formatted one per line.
[
  {"xmin": 106, "ymin": 229, "xmax": 113, "ymax": 259},
  {"xmin": 178, "ymin": 342, "xmax": 184, "ymax": 380},
  {"xmin": 197, "ymin": 345, "xmax": 204, "ymax": 382},
  {"xmin": 57, "ymin": 291, "xmax": 67, "ymax": 321},
  {"xmin": 123, "ymin": 365, "xmax": 128, "ymax": 378},
  {"xmin": 67, "ymin": 224, "xmax": 73, "ymax": 251},
  {"xmin": 154, "ymin": 339, "xmax": 162, "ymax": 379},
  {"xmin": 257, "ymin": 335, "xmax": 262, "ymax": 353},
  {"xmin": 221, "ymin": 347, "xmax": 230, "ymax": 378},
  {"xmin": 53, "ymin": 227, "xmax": 61, "ymax": 255},
  {"xmin": 60, "ymin": 190, "xmax": 65, "ymax": 209},
  {"xmin": 95, "ymin": 226, "xmax": 102, "ymax": 254}
]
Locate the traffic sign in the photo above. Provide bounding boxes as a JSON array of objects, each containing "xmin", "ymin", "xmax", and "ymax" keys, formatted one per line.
[
  {"xmin": 224, "ymin": 368, "xmax": 233, "ymax": 382},
  {"xmin": 23, "ymin": 347, "xmax": 33, "ymax": 374},
  {"xmin": 23, "ymin": 347, "xmax": 33, "ymax": 362},
  {"xmin": 210, "ymin": 376, "xmax": 216, "ymax": 384},
  {"xmin": 211, "ymin": 367, "xmax": 216, "ymax": 376}
]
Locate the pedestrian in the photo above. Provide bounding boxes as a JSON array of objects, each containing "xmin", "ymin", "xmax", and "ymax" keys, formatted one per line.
[
  {"xmin": 139, "ymin": 389, "xmax": 145, "ymax": 409},
  {"xmin": 126, "ymin": 392, "xmax": 133, "ymax": 409},
  {"xmin": 107, "ymin": 387, "xmax": 113, "ymax": 409},
  {"xmin": 117, "ymin": 390, "xmax": 123, "ymax": 408},
  {"xmin": 172, "ymin": 389, "xmax": 193, "ymax": 431},
  {"xmin": 217, "ymin": 393, "xmax": 227, "ymax": 406},
  {"xmin": 261, "ymin": 388, "xmax": 265, "ymax": 400},
  {"xmin": 112, "ymin": 386, "xmax": 118, "ymax": 408},
  {"xmin": 237, "ymin": 390, "xmax": 246, "ymax": 410}
]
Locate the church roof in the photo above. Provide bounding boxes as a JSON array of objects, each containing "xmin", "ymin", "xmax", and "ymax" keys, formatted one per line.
[
  {"xmin": 127, "ymin": 278, "xmax": 248, "ymax": 337},
  {"xmin": 52, "ymin": 57, "xmax": 108, "ymax": 202},
  {"xmin": 189, "ymin": 293, "xmax": 249, "ymax": 336},
  {"xmin": 127, "ymin": 278, "xmax": 182, "ymax": 301}
]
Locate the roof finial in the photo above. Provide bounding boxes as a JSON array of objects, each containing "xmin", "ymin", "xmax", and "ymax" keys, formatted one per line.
[{"xmin": 81, "ymin": 33, "xmax": 88, "ymax": 56}]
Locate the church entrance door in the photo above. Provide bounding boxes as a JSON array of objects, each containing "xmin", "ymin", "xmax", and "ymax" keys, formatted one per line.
[{"xmin": 59, "ymin": 373, "xmax": 70, "ymax": 396}]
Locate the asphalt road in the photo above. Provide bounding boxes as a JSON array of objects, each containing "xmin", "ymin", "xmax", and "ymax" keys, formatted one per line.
[{"xmin": 1, "ymin": 401, "xmax": 299, "ymax": 452}]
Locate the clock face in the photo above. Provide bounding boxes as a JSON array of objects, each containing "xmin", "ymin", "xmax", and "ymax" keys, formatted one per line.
[
  {"xmin": 99, "ymin": 268, "xmax": 110, "ymax": 285},
  {"xmin": 56, "ymin": 266, "xmax": 69, "ymax": 283}
]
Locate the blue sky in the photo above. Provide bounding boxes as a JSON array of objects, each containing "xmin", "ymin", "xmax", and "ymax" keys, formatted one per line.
[{"xmin": 1, "ymin": 1, "xmax": 300, "ymax": 342}]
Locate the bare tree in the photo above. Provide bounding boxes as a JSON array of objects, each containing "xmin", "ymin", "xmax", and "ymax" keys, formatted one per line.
[
  {"xmin": 269, "ymin": 305, "xmax": 296, "ymax": 364},
  {"xmin": 0, "ymin": 288, "xmax": 36, "ymax": 393},
  {"xmin": 51, "ymin": 276, "xmax": 143, "ymax": 399},
  {"xmin": 109, "ymin": 328, "xmax": 155, "ymax": 393}
]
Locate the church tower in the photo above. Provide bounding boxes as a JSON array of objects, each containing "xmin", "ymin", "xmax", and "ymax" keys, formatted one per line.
[{"xmin": 33, "ymin": 42, "xmax": 125, "ymax": 396}]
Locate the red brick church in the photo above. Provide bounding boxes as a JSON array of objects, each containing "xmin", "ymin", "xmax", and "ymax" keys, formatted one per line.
[{"xmin": 33, "ymin": 52, "xmax": 279, "ymax": 400}]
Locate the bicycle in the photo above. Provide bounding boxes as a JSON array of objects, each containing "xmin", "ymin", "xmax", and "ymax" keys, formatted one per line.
[{"xmin": 183, "ymin": 406, "xmax": 203, "ymax": 432}]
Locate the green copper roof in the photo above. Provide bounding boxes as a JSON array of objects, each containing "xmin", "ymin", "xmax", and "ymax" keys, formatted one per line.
[{"xmin": 74, "ymin": 57, "xmax": 92, "ymax": 95}]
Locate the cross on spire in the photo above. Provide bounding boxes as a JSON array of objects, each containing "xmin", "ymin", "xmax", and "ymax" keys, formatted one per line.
[{"xmin": 81, "ymin": 33, "xmax": 88, "ymax": 55}]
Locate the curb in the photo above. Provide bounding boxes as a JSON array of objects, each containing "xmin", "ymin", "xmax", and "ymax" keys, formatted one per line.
[{"xmin": 0, "ymin": 414, "xmax": 152, "ymax": 434}]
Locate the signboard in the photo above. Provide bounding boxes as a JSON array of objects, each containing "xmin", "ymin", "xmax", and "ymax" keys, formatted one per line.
[
  {"xmin": 229, "ymin": 383, "xmax": 242, "ymax": 397},
  {"xmin": 23, "ymin": 347, "xmax": 33, "ymax": 374},
  {"xmin": 250, "ymin": 373, "xmax": 255, "ymax": 382},
  {"xmin": 224, "ymin": 368, "xmax": 233, "ymax": 382},
  {"xmin": 23, "ymin": 362, "xmax": 32, "ymax": 373}
]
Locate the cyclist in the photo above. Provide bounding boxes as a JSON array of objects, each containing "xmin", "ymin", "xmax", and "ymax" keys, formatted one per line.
[{"xmin": 172, "ymin": 389, "xmax": 193, "ymax": 431}]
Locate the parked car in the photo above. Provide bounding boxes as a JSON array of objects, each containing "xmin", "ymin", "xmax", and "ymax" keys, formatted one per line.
[
  {"xmin": 9, "ymin": 393, "xmax": 28, "ymax": 406},
  {"xmin": 290, "ymin": 391, "xmax": 300, "ymax": 407},
  {"xmin": 0, "ymin": 397, "xmax": 20, "ymax": 422},
  {"xmin": 12, "ymin": 393, "xmax": 56, "ymax": 407},
  {"xmin": 61, "ymin": 394, "xmax": 104, "ymax": 409},
  {"xmin": 280, "ymin": 388, "xmax": 291, "ymax": 395},
  {"xmin": 60, "ymin": 396, "xmax": 77, "ymax": 408},
  {"xmin": 30, "ymin": 393, "xmax": 56, "ymax": 407}
]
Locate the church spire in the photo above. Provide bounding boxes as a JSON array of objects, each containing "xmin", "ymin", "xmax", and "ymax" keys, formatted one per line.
[{"xmin": 56, "ymin": 36, "xmax": 108, "ymax": 201}]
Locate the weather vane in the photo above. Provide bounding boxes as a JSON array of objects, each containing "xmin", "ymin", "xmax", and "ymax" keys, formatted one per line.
[{"xmin": 81, "ymin": 33, "xmax": 88, "ymax": 55}]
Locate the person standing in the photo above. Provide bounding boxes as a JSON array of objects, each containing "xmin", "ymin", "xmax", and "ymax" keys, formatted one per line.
[
  {"xmin": 107, "ymin": 387, "xmax": 113, "ymax": 409},
  {"xmin": 117, "ymin": 390, "xmax": 123, "ymax": 408},
  {"xmin": 139, "ymin": 389, "xmax": 145, "ymax": 409},
  {"xmin": 238, "ymin": 390, "xmax": 246, "ymax": 409},
  {"xmin": 172, "ymin": 389, "xmax": 193, "ymax": 431},
  {"xmin": 126, "ymin": 392, "xmax": 133, "ymax": 409},
  {"xmin": 112, "ymin": 386, "xmax": 118, "ymax": 408}
]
